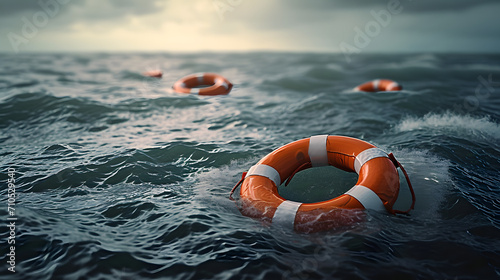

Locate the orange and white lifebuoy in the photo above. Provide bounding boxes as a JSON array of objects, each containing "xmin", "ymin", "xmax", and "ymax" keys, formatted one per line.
[
  {"xmin": 354, "ymin": 79, "xmax": 402, "ymax": 92},
  {"xmin": 142, "ymin": 70, "xmax": 163, "ymax": 78},
  {"xmin": 173, "ymin": 73, "xmax": 233, "ymax": 96},
  {"xmin": 230, "ymin": 135, "xmax": 415, "ymax": 233}
]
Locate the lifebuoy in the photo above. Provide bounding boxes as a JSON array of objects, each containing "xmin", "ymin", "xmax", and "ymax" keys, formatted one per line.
[
  {"xmin": 173, "ymin": 73, "xmax": 232, "ymax": 96},
  {"xmin": 142, "ymin": 70, "xmax": 163, "ymax": 78},
  {"xmin": 230, "ymin": 135, "xmax": 415, "ymax": 233},
  {"xmin": 354, "ymin": 79, "xmax": 402, "ymax": 92}
]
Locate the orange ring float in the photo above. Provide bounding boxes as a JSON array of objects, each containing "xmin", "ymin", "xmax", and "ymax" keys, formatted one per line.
[
  {"xmin": 232, "ymin": 135, "xmax": 415, "ymax": 233},
  {"xmin": 173, "ymin": 73, "xmax": 233, "ymax": 96},
  {"xmin": 142, "ymin": 70, "xmax": 163, "ymax": 78},
  {"xmin": 354, "ymin": 79, "xmax": 402, "ymax": 92}
]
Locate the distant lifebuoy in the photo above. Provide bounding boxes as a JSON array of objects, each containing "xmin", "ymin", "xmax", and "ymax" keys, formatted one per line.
[
  {"xmin": 230, "ymin": 135, "xmax": 415, "ymax": 233},
  {"xmin": 173, "ymin": 73, "xmax": 232, "ymax": 96},
  {"xmin": 354, "ymin": 79, "xmax": 402, "ymax": 92},
  {"xmin": 142, "ymin": 70, "xmax": 163, "ymax": 78}
]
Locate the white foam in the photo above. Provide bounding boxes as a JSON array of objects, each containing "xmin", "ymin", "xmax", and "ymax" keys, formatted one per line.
[
  {"xmin": 381, "ymin": 148, "xmax": 452, "ymax": 220},
  {"xmin": 397, "ymin": 112, "xmax": 500, "ymax": 139},
  {"xmin": 193, "ymin": 158, "xmax": 260, "ymax": 210}
]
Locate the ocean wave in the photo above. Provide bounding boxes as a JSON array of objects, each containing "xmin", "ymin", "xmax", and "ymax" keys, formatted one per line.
[
  {"xmin": 0, "ymin": 92, "xmax": 115, "ymax": 128},
  {"xmin": 385, "ymin": 148, "xmax": 452, "ymax": 219},
  {"xmin": 261, "ymin": 75, "xmax": 330, "ymax": 92},
  {"xmin": 2, "ymin": 52, "xmax": 499, "ymax": 280},
  {"xmin": 23, "ymin": 141, "xmax": 242, "ymax": 193},
  {"xmin": 303, "ymin": 65, "xmax": 346, "ymax": 81},
  {"xmin": 396, "ymin": 112, "xmax": 500, "ymax": 139},
  {"xmin": 32, "ymin": 68, "xmax": 72, "ymax": 77},
  {"xmin": 117, "ymin": 96, "xmax": 209, "ymax": 112}
]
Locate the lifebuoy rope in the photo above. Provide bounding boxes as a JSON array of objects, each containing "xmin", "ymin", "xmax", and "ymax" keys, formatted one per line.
[
  {"xmin": 386, "ymin": 153, "xmax": 416, "ymax": 215},
  {"xmin": 229, "ymin": 172, "xmax": 247, "ymax": 201}
]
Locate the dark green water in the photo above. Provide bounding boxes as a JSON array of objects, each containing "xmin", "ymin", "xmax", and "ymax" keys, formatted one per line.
[{"xmin": 0, "ymin": 52, "xmax": 499, "ymax": 279}]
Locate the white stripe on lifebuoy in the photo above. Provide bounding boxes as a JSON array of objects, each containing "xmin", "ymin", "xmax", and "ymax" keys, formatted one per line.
[
  {"xmin": 272, "ymin": 200, "xmax": 302, "ymax": 230},
  {"xmin": 386, "ymin": 82, "xmax": 398, "ymax": 91},
  {"xmin": 245, "ymin": 164, "xmax": 281, "ymax": 187},
  {"xmin": 308, "ymin": 135, "xmax": 329, "ymax": 167},
  {"xmin": 345, "ymin": 185, "xmax": 385, "ymax": 211},
  {"xmin": 372, "ymin": 79, "xmax": 381, "ymax": 91},
  {"xmin": 174, "ymin": 81, "xmax": 185, "ymax": 89},
  {"xmin": 354, "ymin": 148, "xmax": 388, "ymax": 174}
]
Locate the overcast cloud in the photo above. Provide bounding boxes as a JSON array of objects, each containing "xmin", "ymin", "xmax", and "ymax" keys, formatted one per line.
[{"xmin": 0, "ymin": 0, "xmax": 498, "ymax": 53}]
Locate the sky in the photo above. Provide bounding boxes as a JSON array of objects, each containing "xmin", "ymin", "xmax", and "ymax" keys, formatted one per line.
[{"xmin": 0, "ymin": 0, "xmax": 499, "ymax": 54}]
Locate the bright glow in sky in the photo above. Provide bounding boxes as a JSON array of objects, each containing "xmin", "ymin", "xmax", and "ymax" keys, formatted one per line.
[{"xmin": 1, "ymin": 0, "xmax": 499, "ymax": 54}]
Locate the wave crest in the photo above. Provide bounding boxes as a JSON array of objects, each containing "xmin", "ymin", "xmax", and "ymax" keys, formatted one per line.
[{"xmin": 397, "ymin": 112, "xmax": 500, "ymax": 138}]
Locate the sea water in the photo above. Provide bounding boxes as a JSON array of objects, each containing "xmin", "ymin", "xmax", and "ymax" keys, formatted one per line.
[{"xmin": 0, "ymin": 52, "xmax": 499, "ymax": 279}]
